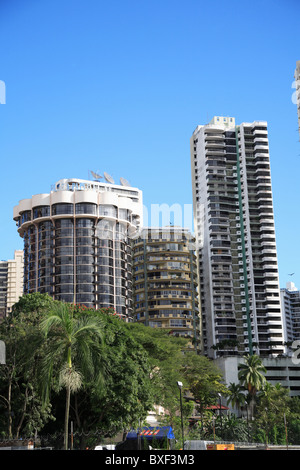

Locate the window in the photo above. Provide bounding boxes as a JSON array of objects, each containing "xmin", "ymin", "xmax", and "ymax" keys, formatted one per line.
[
  {"xmin": 75, "ymin": 203, "xmax": 97, "ymax": 215},
  {"xmin": 52, "ymin": 204, "xmax": 73, "ymax": 215}
]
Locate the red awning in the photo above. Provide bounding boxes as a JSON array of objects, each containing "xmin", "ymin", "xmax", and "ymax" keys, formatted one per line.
[{"xmin": 204, "ymin": 405, "xmax": 229, "ymax": 410}]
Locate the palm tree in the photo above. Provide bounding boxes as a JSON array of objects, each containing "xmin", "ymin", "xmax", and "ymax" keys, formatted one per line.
[
  {"xmin": 39, "ymin": 302, "xmax": 105, "ymax": 450},
  {"xmin": 238, "ymin": 354, "xmax": 267, "ymax": 419},
  {"xmin": 227, "ymin": 382, "xmax": 246, "ymax": 415}
]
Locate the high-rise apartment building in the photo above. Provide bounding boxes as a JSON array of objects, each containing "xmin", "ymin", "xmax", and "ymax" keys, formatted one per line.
[
  {"xmin": 0, "ymin": 250, "xmax": 24, "ymax": 318},
  {"xmin": 295, "ymin": 61, "xmax": 300, "ymax": 136},
  {"xmin": 191, "ymin": 116, "xmax": 284, "ymax": 358},
  {"xmin": 13, "ymin": 177, "xmax": 143, "ymax": 318},
  {"xmin": 132, "ymin": 227, "xmax": 201, "ymax": 351},
  {"xmin": 280, "ymin": 282, "xmax": 300, "ymax": 343}
]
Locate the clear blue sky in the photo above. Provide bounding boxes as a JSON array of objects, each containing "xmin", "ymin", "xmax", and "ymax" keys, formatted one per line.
[{"xmin": 0, "ymin": 0, "xmax": 299, "ymax": 289}]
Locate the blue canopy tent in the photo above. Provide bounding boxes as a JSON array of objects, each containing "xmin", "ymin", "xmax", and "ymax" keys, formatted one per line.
[
  {"xmin": 127, "ymin": 426, "xmax": 175, "ymax": 440},
  {"xmin": 117, "ymin": 427, "xmax": 175, "ymax": 450}
]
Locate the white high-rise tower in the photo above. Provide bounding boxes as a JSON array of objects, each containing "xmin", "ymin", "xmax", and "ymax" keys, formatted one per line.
[{"xmin": 191, "ymin": 116, "xmax": 284, "ymax": 358}]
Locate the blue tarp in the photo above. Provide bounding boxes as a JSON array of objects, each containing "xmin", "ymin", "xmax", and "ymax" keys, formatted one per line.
[{"xmin": 126, "ymin": 426, "xmax": 175, "ymax": 440}]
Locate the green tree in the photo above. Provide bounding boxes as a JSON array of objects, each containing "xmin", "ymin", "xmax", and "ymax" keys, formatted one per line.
[
  {"xmin": 39, "ymin": 302, "xmax": 105, "ymax": 450},
  {"xmin": 70, "ymin": 311, "xmax": 155, "ymax": 447},
  {"xmin": 254, "ymin": 383, "xmax": 290, "ymax": 446},
  {"xmin": 238, "ymin": 354, "xmax": 266, "ymax": 418},
  {"xmin": 227, "ymin": 382, "xmax": 246, "ymax": 414},
  {"xmin": 124, "ymin": 323, "xmax": 196, "ymax": 442},
  {"xmin": 12, "ymin": 292, "xmax": 57, "ymax": 317},
  {"xmin": 0, "ymin": 296, "xmax": 56, "ymax": 439},
  {"xmin": 213, "ymin": 414, "xmax": 249, "ymax": 442},
  {"xmin": 286, "ymin": 396, "xmax": 300, "ymax": 444},
  {"xmin": 182, "ymin": 353, "xmax": 228, "ymax": 415}
]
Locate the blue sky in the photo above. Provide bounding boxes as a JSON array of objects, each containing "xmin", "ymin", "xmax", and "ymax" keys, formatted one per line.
[{"xmin": 0, "ymin": 0, "xmax": 299, "ymax": 289}]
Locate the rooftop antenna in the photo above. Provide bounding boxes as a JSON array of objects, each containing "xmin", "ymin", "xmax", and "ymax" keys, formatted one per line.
[
  {"xmin": 90, "ymin": 170, "xmax": 102, "ymax": 181},
  {"xmin": 104, "ymin": 172, "xmax": 115, "ymax": 184},
  {"xmin": 120, "ymin": 177, "xmax": 131, "ymax": 187}
]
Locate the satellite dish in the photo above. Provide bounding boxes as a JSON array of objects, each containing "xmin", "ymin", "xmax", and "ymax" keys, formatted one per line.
[
  {"xmin": 104, "ymin": 172, "xmax": 115, "ymax": 184},
  {"xmin": 90, "ymin": 170, "xmax": 102, "ymax": 180},
  {"xmin": 120, "ymin": 177, "xmax": 131, "ymax": 187}
]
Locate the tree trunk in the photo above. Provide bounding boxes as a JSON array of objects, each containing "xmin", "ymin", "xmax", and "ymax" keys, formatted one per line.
[
  {"xmin": 64, "ymin": 385, "xmax": 71, "ymax": 450},
  {"xmin": 16, "ymin": 386, "xmax": 28, "ymax": 439},
  {"xmin": 7, "ymin": 376, "xmax": 13, "ymax": 439}
]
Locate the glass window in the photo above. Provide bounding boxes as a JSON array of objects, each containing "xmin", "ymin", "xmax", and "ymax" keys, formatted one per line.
[
  {"xmin": 96, "ymin": 220, "xmax": 115, "ymax": 239},
  {"xmin": 55, "ymin": 237, "xmax": 73, "ymax": 246},
  {"xmin": 55, "ymin": 275, "xmax": 74, "ymax": 284},
  {"xmin": 76, "ymin": 283, "xmax": 94, "ymax": 293},
  {"xmin": 96, "ymin": 284, "xmax": 114, "ymax": 294},
  {"xmin": 99, "ymin": 205, "xmax": 117, "ymax": 218},
  {"xmin": 97, "ymin": 274, "xmax": 114, "ymax": 285},
  {"xmin": 33, "ymin": 206, "xmax": 51, "ymax": 219},
  {"xmin": 21, "ymin": 211, "xmax": 31, "ymax": 224},
  {"xmin": 52, "ymin": 203, "xmax": 74, "ymax": 215},
  {"xmin": 55, "ymin": 256, "xmax": 74, "ymax": 265},
  {"xmin": 76, "ymin": 274, "xmax": 94, "ymax": 284},
  {"xmin": 75, "ymin": 203, "xmax": 97, "ymax": 215},
  {"xmin": 76, "ymin": 219, "xmax": 94, "ymax": 228},
  {"xmin": 98, "ymin": 294, "xmax": 114, "ymax": 305},
  {"xmin": 76, "ymin": 246, "xmax": 94, "ymax": 255},
  {"xmin": 76, "ymin": 265, "xmax": 94, "ymax": 274},
  {"xmin": 55, "ymin": 219, "xmax": 74, "ymax": 237},
  {"xmin": 55, "ymin": 265, "xmax": 74, "ymax": 275},
  {"xmin": 55, "ymin": 246, "xmax": 74, "ymax": 256},
  {"xmin": 56, "ymin": 293, "xmax": 74, "ymax": 303},
  {"xmin": 56, "ymin": 219, "xmax": 74, "ymax": 228},
  {"xmin": 76, "ymin": 293, "xmax": 95, "ymax": 304},
  {"xmin": 76, "ymin": 255, "xmax": 94, "ymax": 265}
]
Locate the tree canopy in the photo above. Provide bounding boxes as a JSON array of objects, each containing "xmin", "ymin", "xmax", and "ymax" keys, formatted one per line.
[{"xmin": 0, "ymin": 294, "xmax": 228, "ymax": 447}]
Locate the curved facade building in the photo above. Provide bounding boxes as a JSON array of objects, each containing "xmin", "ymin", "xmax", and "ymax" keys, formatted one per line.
[
  {"xmin": 13, "ymin": 178, "xmax": 143, "ymax": 317},
  {"xmin": 132, "ymin": 227, "xmax": 201, "ymax": 351}
]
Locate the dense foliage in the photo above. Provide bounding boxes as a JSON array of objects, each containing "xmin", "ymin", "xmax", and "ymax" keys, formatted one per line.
[
  {"xmin": 1, "ymin": 293, "xmax": 300, "ymax": 448},
  {"xmin": 0, "ymin": 294, "xmax": 226, "ymax": 448}
]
